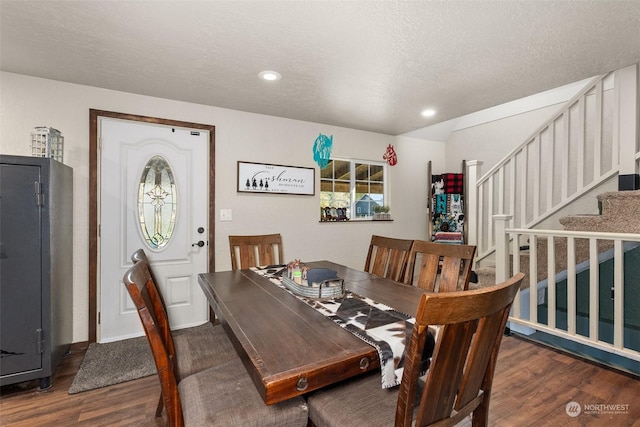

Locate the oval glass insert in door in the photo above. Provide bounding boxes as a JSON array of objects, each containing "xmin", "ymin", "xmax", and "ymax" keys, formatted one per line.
[{"xmin": 138, "ymin": 155, "xmax": 177, "ymax": 249}]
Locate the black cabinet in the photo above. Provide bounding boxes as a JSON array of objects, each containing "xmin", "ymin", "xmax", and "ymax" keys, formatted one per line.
[{"xmin": 0, "ymin": 155, "xmax": 73, "ymax": 389}]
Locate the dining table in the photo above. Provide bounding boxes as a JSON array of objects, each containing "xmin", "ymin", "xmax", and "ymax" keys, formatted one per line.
[{"xmin": 198, "ymin": 260, "xmax": 428, "ymax": 405}]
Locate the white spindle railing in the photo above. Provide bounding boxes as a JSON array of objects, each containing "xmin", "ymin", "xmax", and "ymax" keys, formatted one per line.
[
  {"xmin": 494, "ymin": 223, "xmax": 640, "ymax": 363},
  {"xmin": 468, "ymin": 71, "xmax": 625, "ymax": 266},
  {"xmin": 467, "ymin": 63, "xmax": 640, "ymax": 371}
]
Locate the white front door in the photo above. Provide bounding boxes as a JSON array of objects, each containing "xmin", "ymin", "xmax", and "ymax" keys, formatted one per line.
[{"xmin": 99, "ymin": 117, "xmax": 209, "ymax": 343}]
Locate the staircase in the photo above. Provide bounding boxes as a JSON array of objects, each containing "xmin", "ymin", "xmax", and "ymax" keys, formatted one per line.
[
  {"xmin": 465, "ymin": 63, "xmax": 640, "ymax": 373},
  {"xmin": 474, "ymin": 190, "xmax": 640, "ymax": 288},
  {"xmin": 468, "ymin": 63, "xmax": 639, "ymax": 269}
]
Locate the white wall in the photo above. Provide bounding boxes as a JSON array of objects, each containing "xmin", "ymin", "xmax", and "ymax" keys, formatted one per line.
[
  {"xmin": 0, "ymin": 72, "xmax": 444, "ymax": 342},
  {"xmin": 442, "ymin": 82, "xmax": 603, "ymax": 174},
  {"xmin": 406, "ymin": 76, "xmax": 596, "ymax": 174},
  {"xmin": 445, "ymin": 103, "xmax": 562, "ymax": 173}
]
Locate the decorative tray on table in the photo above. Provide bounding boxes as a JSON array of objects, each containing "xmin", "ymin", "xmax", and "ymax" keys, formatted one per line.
[{"xmin": 282, "ymin": 260, "xmax": 345, "ymax": 299}]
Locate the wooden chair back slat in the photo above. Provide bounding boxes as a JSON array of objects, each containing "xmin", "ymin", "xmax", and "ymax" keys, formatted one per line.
[
  {"xmin": 130, "ymin": 249, "xmax": 177, "ymax": 367},
  {"xmin": 123, "ymin": 261, "xmax": 185, "ymax": 427},
  {"xmin": 396, "ymin": 272, "xmax": 525, "ymax": 427},
  {"xmin": 416, "ymin": 322, "xmax": 476, "ymax": 423},
  {"xmin": 364, "ymin": 235, "xmax": 413, "ymax": 282},
  {"xmin": 439, "ymin": 256, "xmax": 464, "ymax": 292},
  {"xmin": 229, "ymin": 234, "xmax": 283, "ymax": 270},
  {"xmin": 404, "ymin": 240, "xmax": 476, "ymax": 292},
  {"xmin": 415, "ymin": 252, "xmax": 441, "ymax": 289},
  {"xmin": 371, "ymin": 246, "xmax": 391, "ymax": 277},
  {"xmin": 131, "ymin": 249, "xmax": 180, "ymax": 417},
  {"xmin": 258, "ymin": 242, "xmax": 276, "ymax": 265},
  {"xmin": 386, "ymin": 248, "xmax": 409, "ymax": 281},
  {"xmin": 456, "ymin": 310, "xmax": 506, "ymax": 409},
  {"xmin": 238, "ymin": 244, "xmax": 257, "ymax": 268}
]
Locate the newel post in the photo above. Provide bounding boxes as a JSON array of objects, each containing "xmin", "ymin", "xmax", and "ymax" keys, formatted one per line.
[
  {"xmin": 493, "ymin": 214, "xmax": 512, "ymax": 283},
  {"xmin": 465, "ymin": 160, "xmax": 483, "ymax": 248}
]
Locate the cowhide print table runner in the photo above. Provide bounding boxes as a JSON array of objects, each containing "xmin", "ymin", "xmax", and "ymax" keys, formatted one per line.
[{"xmin": 252, "ymin": 266, "xmax": 435, "ymax": 389}]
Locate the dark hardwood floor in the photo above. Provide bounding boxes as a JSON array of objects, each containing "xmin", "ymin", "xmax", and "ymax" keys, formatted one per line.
[{"xmin": 1, "ymin": 336, "xmax": 639, "ymax": 426}]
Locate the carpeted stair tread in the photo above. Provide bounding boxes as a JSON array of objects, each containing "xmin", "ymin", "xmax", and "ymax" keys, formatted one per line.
[
  {"xmin": 479, "ymin": 190, "xmax": 640, "ymax": 291},
  {"xmin": 560, "ymin": 190, "xmax": 640, "ymax": 233}
]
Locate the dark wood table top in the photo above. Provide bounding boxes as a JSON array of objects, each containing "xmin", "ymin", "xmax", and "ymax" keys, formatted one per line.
[{"xmin": 198, "ymin": 260, "xmax": 427, "ymax": 405}]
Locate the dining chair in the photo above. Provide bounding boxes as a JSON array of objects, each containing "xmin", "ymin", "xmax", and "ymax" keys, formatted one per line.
[
  {"xmin": 364, "ymin": 235, "xmax": 414, "ymax": 282},
  {"xmin": 228, "ymin": 233, "xmax": 284, "ymax": 270},
  {"xmin": 130, "ymin": 249, "xmax": 237, "ymax": 416},
  {"xmin": 122, "ymin": 261, "xmax": 309, "ymax": 427},
  {"xmin": 307, "ymin": 272, "xmax": 524, "ymax": 427},
  {"xmin": 404, "ymin": 240, "xmax": 476, "ymax": 292}
]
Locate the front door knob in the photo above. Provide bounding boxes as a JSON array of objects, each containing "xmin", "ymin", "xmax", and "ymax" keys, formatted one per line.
[{"xmin": 192, "ymin": 240, "xmax": 205, "ymax": 247}]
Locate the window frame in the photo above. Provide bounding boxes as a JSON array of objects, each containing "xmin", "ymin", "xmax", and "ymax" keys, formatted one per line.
[{"xmin": 320, "ymin": 157, "xmax": 388, "ymax": 221}]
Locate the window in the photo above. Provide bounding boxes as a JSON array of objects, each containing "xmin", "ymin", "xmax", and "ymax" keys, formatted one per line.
[
  {"xmin": 138, "ymin": 155, "xmax": 177, "ymax": 249},
  {"xmin": 320, "ymin": 158, "xmax": 386, "ymax": 221}
]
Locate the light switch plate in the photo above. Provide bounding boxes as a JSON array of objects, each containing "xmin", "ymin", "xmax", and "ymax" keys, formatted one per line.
[{"xmin": 220, "ymin": 209, "xmax": 232, "ymax": 221}]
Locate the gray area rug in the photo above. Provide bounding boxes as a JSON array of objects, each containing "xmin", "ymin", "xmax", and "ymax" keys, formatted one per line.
[{"xmin": 68, "ymin": 335, "xmax": 156, "ymax": 394}]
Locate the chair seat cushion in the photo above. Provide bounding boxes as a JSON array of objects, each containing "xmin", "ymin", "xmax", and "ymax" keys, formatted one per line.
[
  {"xmin": 179, "ymin": 358, "xmax": 308, "ymax": 426},
  {"xmin": 307, "ymin": 372, "xmax": 399, "ymax": 427},
  {"xmin": 174, "ymin": 322, "xmax": 237, "ymax": 379}
]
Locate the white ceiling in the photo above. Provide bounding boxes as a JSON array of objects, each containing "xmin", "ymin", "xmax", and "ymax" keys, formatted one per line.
[{"xmin": 2, "ymin": 1, "xmax": 640, "ymax": 136}]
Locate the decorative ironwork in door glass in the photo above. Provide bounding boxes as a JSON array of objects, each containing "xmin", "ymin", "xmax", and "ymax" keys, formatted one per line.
[{"xmin": 138, "ymin": 155, "xmax": 177, "ymax": 249}]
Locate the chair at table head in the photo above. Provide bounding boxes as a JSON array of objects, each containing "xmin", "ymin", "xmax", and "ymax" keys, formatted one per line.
[
  {"xmin": 228, "ymin": 233, "xmax": 283, "ymax": 270},
  {"xmin": 131, "ymin": 249, "xmax": 185, "ymax": 418},
  {"xmin": 129, "ymin": 248, "xmax": 239, "ymax": 419},
  {"xmin": 123, "ymin": 261, "xmax": 184, "ymax": 427},
  {"xmin": 130, "ymin": 249, "xmax": 176, "ymax": 368},
  {"xmin": 396, "ymin": 272, "xmax": 524, "ymax": 426},
  {"xmin": 404, "ymin": 239, "xmax": 476, "ymax": 292},
  {"xmin": 124, "ymin": 255, "xmax": 309, "ymax": 427},
  {"xmin": 364, "ymin": 235, "xmax": 414, "ymax": 282}
]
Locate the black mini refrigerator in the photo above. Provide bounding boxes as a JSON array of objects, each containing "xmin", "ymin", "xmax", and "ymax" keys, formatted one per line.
[{"xmin": 0, "ymin": 155, "xmax": 73, "ymax": 389}]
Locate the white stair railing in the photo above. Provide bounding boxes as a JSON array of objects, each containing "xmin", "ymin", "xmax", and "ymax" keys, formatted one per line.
[
  {"xmin": 494, "ymin": 218, "xmax": 640, "ymax": 365},
  {"xmin": 469, "ymin": 71, "xmax": 624, "ymax": 266},
  {"xmin": 468, "ymin": 63, "xmax": 640, "ymax": 372}
]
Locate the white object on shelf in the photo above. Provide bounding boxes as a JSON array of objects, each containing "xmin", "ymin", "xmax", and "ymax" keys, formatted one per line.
[
  {"xmin": 31, "ymin": 127, "xmax": 64, "ymax": 163},
  {"xmin": 373, "ymin": 213, "xmax": 391, "ymax": 220}
]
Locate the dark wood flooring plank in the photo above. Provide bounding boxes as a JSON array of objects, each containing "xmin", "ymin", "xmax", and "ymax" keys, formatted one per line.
[{"xmin": 1, "ymin": 336, "xmax": 639, "ymax": 426}]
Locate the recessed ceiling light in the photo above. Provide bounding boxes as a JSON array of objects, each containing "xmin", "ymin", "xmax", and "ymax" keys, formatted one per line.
[
  {"xmin": 259, "ymin": 70, "xmax": 281, "ymax": 81},
  {"xmin": 421, "ymin": 109, "xmax": 436, "ymax": 117}
]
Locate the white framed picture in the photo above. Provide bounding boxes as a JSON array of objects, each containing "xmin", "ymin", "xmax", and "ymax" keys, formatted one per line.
[{"xmin": 237, "ymin": 161, "xmax": 315, "ymax": 195}]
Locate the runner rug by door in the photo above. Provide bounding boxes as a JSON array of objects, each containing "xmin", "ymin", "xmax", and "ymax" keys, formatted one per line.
[
  {"xmin": 68, "ymin": 335, "xmax": 155, "ymax": 394},
  {"xmin": 68, "ymin": 324, "xmax": 209, "ymax": 394}
]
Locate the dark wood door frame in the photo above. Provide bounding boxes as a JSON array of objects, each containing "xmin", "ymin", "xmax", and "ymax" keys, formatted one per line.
[{"xmin": 89, "ymin": 109, "xmax": 215, "ymax": 343}]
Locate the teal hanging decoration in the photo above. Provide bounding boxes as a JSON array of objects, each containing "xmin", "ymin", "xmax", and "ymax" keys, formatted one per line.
[{"xmin": 313, "ymin": 133, "xmax": 333, "ymax": 168}]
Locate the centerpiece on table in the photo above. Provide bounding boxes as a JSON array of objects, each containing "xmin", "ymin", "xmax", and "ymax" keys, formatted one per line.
[{"xmin": 282, "ymin": 260, "xmax": 344, "ymax": 299}]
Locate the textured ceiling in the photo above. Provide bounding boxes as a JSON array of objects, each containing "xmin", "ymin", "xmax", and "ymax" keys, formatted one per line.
[{"xmin": 1, "ymin": 1, "xmax": 640, "ymax": 136}]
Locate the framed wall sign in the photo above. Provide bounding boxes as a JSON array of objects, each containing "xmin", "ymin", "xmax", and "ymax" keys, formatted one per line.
[{"xmin": 237, "ymin": 161, "xmax": 315, "ymax": 195}]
